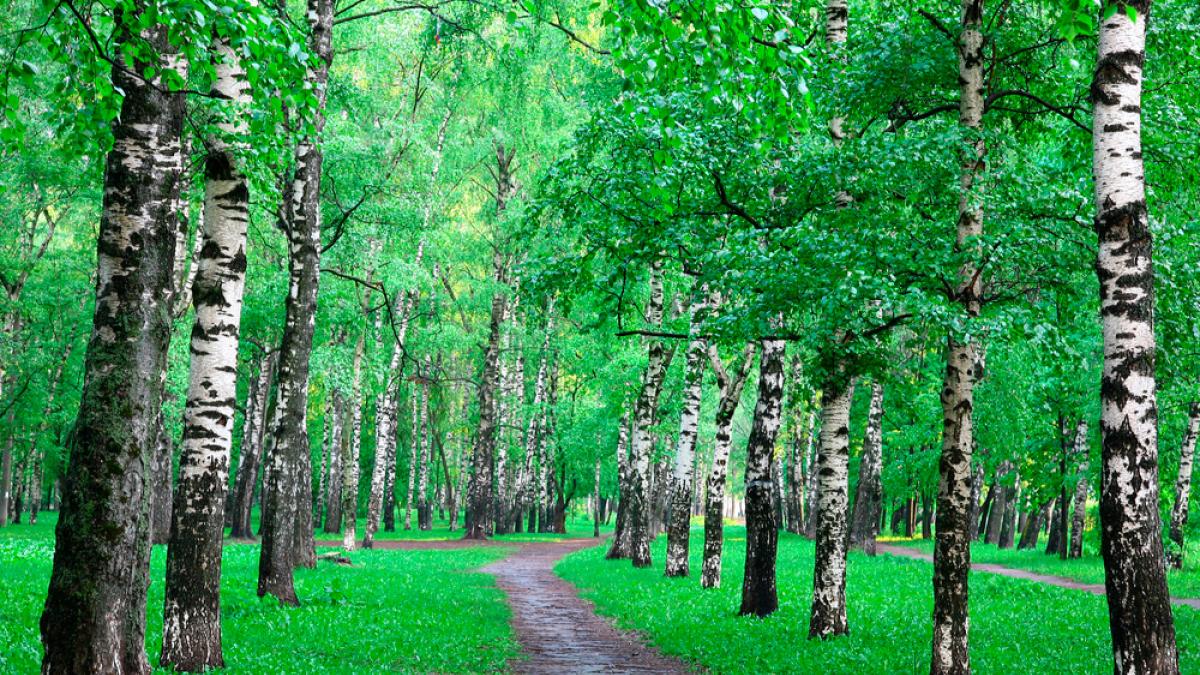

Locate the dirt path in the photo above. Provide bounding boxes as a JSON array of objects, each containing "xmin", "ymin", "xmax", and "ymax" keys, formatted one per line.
[
  {"xmin": 481, "ymin": 539, "xmax": 689, "ymax": 674},
  {"xmin": 876, "ymin": 542, "xmax": 1200, "ymax": 610}
]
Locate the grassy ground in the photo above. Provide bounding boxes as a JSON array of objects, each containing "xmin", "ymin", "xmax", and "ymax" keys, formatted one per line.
[
  {"xmin": 893, "ymin": 537, "xmax": 1200, "ymax": 599},
  {"xmin": 557, "ymin": 528, "xmax": 1200, "ymax": 673},
  {"xmin": 1, "ymin": 513, "xmax": 518, "ymax": 673}
]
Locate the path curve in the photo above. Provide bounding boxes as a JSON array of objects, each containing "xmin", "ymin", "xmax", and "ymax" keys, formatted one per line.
[
  {"xmin": 876, "ymin": 542, "xmax": 1200, "ymax": 610},
  {"xmin": 482, "ymin": 538, "xmax": 690, "ymax": 674}
]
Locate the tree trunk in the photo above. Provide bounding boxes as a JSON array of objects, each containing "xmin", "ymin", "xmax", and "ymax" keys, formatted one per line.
[
  {"xmin": 930, "ymin": 0, "xmax": 986, "ymax": 670},
  {"xmin": 627, "ymin": 262, "xmax": 674, "ymax": 567},
  {"xmin": 464, "ymin": 255, "xmax": 506, "ymax": 540},
  {"xmin": 848, "ymin": 380, "xmax": 884, "ymax": 554},
  {"xmin": 323, "ymin": 393, "xmax": 344, "ymax": 533},
  {"xmin": 161, "ymin": 41, "xmax": 252, "ymax": 668},
  {"xmin": 701, "ymin": 343, "xmax": 755, "ymax": 588},
  {"xmin": 1069, "ymin": 420, "xmax": 1089, "ymax": 559},
  {"xmin": 1092, "ymin": 2, "xmax": 1179, "ymax": 670},
  {"xmin": 231, "ymin": 352, "xmax": 276, "ymax": 539},
  {"xmin": 341, "ymin": 333, "xmax": 366, "ymax": 550},
  {"xmin": 999, "ymin": 472, "xmax": 1018, "ymax": 549},
  {"xmin": 404, "ymin": 392, "xmax": 419, "ymax": 530},
  {"xmin": 417, "ymin": 366, "xmax": 433, "ymax": 531},
  {"xmin": 809, "ymin": 372, "xmax": 854, "ymax": 636},
  {"xmin": 1169, "ymin": 402, "xmax": 1199, "ymax": 568},
  {"xmin": 258, "ymin": 0, "xmax": 332, "ymax": 604},
  {"xmin": 606, "ymin": 414, "xmax": 632, "ymax": 559},
  {"xmin": 593, "ymin": 457, "xmax": 602, "ymax": 538},
  {"xmin": 665, "ymin": 292, "xmax": 707, "ymax": 577},
  {"xmin": 740, "ymin": 338, "xmax": 786, "ymax": 617},
  {"xmin": 150, "ymin": 426, "xmax": 174, "ymax": 546},
  {"xmin": 985, "ymin": 463, "xmax": 1009, "ymax": 544},
  {"xmin": 39, "ymin": 16, "xmax": 185, "ymax": 671},
  {"xmin": 966, "ymin": 464, "xmax": 984, "ymax": 542}
]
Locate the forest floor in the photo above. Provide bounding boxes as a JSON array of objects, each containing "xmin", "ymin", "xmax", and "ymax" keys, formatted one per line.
[
  {"xmin": 876, "ymin": 542, "xmax": 1200, "ymax": 609},
  {"xmin": 556, "ymin": 527, "xmax": 1200, "ymax": 673},
  {"xmin": 889, "ymin": 536, "xmax": 1200, "ymax": 599}
]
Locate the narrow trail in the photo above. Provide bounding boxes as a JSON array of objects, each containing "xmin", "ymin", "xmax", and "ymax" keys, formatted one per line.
[
  {"xmin": 876, "ymin": 542, "xmax": 1200, "ymax": 610},
  {"xmin": 481, "ymin": 538, "xmax": 689, "ymax": 674}
]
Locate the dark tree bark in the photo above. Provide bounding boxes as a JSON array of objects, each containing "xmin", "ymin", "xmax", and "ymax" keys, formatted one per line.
[
  {"xmin": 700, "ymin": 343, "xmax": 754, "ymax": 588},
  {"xmin": 848, "ymin": 380, "xmax": 884, "ymax": 554},
  {"xmin": 1169, "ymin": 403, "xmax": 1198, "ymax": 568},
  {"xmin": 39, "ymin": 13, "xmax": 185, "ymax": 672},
  {"xmin": 258, "ymin": 0, "xmax": 333, "ymax": 604},
  {"xmin": 230, "ymin": 352, "xmax": 276, "ymax": 539},
  {"xmin": 626, "ymin": 263, "xmax": 675, "ymax": 568},
  {"xmin": 740, "ymin": 339, "xmax": 786, "ymax": 617},
  {"xmin": 150, "ymin": 426, "xmax": 175, "ymax": 546},
  {"xmin": 465, "ymin": 255, "xmax": 506, "ymax": 540}
]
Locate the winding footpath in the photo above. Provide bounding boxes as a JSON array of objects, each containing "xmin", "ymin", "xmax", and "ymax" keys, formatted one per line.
[
  {"xmin": 876, "ymin": 542, "xmax": 1200, "ymax": 610},
  {"xmin": 482, "ymin": 539, "xmax": 688, "ymax": 674},
  {"xmin": 321, "ymin": 537, "xmax": 688, "ymax": 673}
]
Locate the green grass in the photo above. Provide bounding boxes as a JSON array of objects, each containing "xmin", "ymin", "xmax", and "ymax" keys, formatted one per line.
[
  {"xmin": 557, "ymin": 527, "xmax": 1200, "ymax": 673},
  {"xmin": 894, "ymin": 537, "xmax": 1200, "ymax": 599},
  {"xmin": 1, "ymin": 513, "xmax": 518, "ymax": 673}
]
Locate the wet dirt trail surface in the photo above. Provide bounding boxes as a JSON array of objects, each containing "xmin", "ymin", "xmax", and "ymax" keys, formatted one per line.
[
  {"xmin": 482, "ymin": 538, "xmax": 690, "ymax": 674},
  {"xmin": 876, "ymin": 542, "xmax": 1200, "ymax": 610}
]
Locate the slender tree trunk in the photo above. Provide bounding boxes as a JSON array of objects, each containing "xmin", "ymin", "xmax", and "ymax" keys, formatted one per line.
[
  {"xmin": 741, "ymin": 339, "xmax": 786, "ymax": 617},
  {"xmin": 848, "ymin": 380, "xmax": 884, "ymax": 554},
  {"xmin": 39, "ymin": 16, "xmax": 185, "ymax": 671},
  {"xmin": 985, "ymin": 463, "xmax": 1009, "ymax": 544},
  {"xmin": 258, "ymin": 0, "xmax": 332, "ymax": 603},
  {"xmin": 697, "ymin": 343, "xmax": 755, "ymax": 592},
  {"xmin": 593, "ymin": 456, "xmax": 602, "ymax": 538},
  {"xmin": 627, "ymin": 263, "xmax": 674, "ymax": 567},
  {"xmin": 606, "ymin": 414, "xmax": 632, "ymax": 559},
  {"xmin": 999, "ymin": 472, "xmax": 1018, "ymax": 549},
  {"xmin": 161, "ymin": 39, "xmax": 252, "ymax": 668},
  {"xmin": 666, "ymin": 292, "xmax": 707, "ymax": 577},
  {"xmin": 809, "ymin": 373, "xmax": 854, "ymax": 636},
  {"xmin": 232, "ymin": 352, "xmax": 276, "ymax": 539},
  {"xmin": 931, "ymin": 0, "xmax": 985, "ymax": 670},
  {"xmin": 1092, "ymin": 2, "xmax": 1179, "ymax": 670},
  {"xmin": 323, "ymin": 393, "xmax": 344, "ymax": 533},
  {"xmin": 1070, "ymin": 420, "xmax": 1089, "ymax": 559},
  {"xmin": 966, "ymin": 464, "xmax": 984, "ymax": 542},
  {"xmin": 404, "ymin": 390, "xmax": 420, "ymax": 530},
  {"xmin": 417, "ymin": 367, "xmax": 433, "ymax": 530},
  {"xmin": 341, "ymin": 333, "xmax": 366, "ymax": 550},
  {"xmin": 1169, "ymin": 403, "xmax": 1199, "ymax": 568}
]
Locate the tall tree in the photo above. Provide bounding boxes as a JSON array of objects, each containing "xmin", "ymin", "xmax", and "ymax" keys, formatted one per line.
[
  {"xmin": 701, "ymin": 343, "xmax": 755, "ymax": 588},
  {"xmin": 665, "ymin": 291, "xmax": 707, "ymax": 577},
  {"xmin": 1091, "ymin": 0, "xmax": 1179, "ymax": 670},
  {"xmin": 930, "ymin": 0, "xmax": 986, "ymax": 669},
  {"xmin": 258, "ymin": 0, "xmax": 333, "ymax": 603},
  {"xmin": 741, "ymin": 339, "xmax": 786, "ymax": 616},
  {"xmin": 161, "ymin": 33, "xmax": 253, "ymax": 669},
  {"xmin": 39, "ymin": 14, "xmax": 186, "ymax": 671}
]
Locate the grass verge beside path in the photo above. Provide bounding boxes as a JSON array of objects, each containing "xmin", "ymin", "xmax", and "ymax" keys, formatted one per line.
[
  {"xmin": 557, "ymin": 527, "xmax": 1200, "ymax": 673},
  {"xmin": 1, "ymin": 513, "xmax": 518, "ymax": 673},
  {"xmin": 893, "ymin": 537, "xmax": 1200, "ymax": 599}
]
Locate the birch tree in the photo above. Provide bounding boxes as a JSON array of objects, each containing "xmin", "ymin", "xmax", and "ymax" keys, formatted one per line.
[
  {"xmin": 665, "ymin": 291, "xmax": 707, "ymax": 577},
  {"xmin": 1091, "ymin": 0, "xmax": 1179, "ymax": 669},
  {"xmin": 40, "ymin": 15, "xmax": 186, "ymax": 670},
  {"xmin": 700, "ymin": 343, "xmax": 754, "ymax": 588},
  {"xmin": 161, "ymin": 33, "xmax": 253, "ymax": 670}
]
